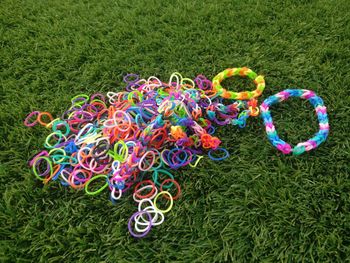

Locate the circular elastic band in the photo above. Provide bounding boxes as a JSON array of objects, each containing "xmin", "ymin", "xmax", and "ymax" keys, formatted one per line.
[
  {"xmin": 85, "ymin": 174, "xmax": 109, "ymax": 195},
  {"xmin": 128, "ymin": 210, "xmax": 152, "ymax": 238},
  {"xmin": 153, "ymin": 191, "xmax": 173, "ymax": 213}
]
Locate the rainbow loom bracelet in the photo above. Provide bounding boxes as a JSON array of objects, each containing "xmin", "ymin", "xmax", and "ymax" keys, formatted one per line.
[
  {"xmin": 212, "ymin": 67, "xmax": 265, "ymax": 100},
  {"xmin": 260, "ymin": 89, "xmax": 329, "ymax": 155}
]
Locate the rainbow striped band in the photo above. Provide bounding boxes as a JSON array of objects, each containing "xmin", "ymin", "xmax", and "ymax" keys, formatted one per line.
[
  {"xmin": 260, "ymin": 89, "xmax": 329, "ymax": 155},
  {"xmin": 212, "ymin": 67, "xmax": 265, "ymax": 100}
]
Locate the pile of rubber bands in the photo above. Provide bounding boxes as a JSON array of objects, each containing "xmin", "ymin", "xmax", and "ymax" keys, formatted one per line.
[{"xmin": 24, "ymin": 67, "xmax": 329, "ymax": 237}]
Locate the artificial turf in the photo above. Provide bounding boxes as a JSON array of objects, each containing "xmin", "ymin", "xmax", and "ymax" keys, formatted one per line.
[{"xmin": 1, "ymin": 0, "xmax": 350, "ymax": 262}]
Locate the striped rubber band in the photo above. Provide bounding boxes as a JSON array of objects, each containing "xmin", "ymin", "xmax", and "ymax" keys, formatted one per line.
[{"xmin": 260, "ymin": 89, "xmax": 329, "ymax": 155}]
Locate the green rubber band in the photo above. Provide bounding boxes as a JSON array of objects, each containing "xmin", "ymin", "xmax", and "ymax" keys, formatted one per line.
[
  {"xmin": 52, "ymin": 120, "xmax": 70, "ymax": 137},
  {"xmin": 108, "ymin": 140, "xmax": 128, "ymax": 162},
  {"xmin": 32, "ymin": 156, "xmax": 53, "ymax": 181},
  {"xmin": 152, "ymin": 169, "xmax": 174, "ymax": 188},
  {"xmin": 44, "ymin": 132, "xmax": 65, "ymax": 149},
  {"xmin": 127, "ymin": 90, "xmax": 143, "ymax": 106},
  {"xmin": 84, "ymin": 174, "xmax": 109, "ymax": 195}
]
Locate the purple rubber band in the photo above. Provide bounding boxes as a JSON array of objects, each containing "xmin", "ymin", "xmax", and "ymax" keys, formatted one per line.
[{"xmin": 128, "ymin": 210, "xmax": 152, "ymax": 238}]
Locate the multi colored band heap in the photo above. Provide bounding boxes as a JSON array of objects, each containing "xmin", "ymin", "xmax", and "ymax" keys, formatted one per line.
[{"xmin": 24, "ymin": 67, "xmax": 329, "ymax": 237}]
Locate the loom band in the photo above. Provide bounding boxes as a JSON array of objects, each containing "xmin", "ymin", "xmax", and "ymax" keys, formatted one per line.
[
  {"xmin": 138, "ymin": 151, "xmax": 156, "ymax": 172},
  {"xmin": 28, "ymin": 150, "xmax": 49, "ymax": 166},
  {"xmin": 49, "ymin": 147, "xmax": 66, "ymax": 161},
  {"xmin": 127, "ymin": 90, "xmax": 143, "ymax": 106},
  {"xmin": 108, "ymin": 178, "xmax": 126, "ymax": 191},
  {"xmin": 52, "ymin": 164, "xmax": 66, "ymax": 181},
  {"xmin": 167, "ymin": 148, "xmax": 189, "ymax": 166},
  {"xmin": 75, "ymin": 132, "xmax": 100, "ymax": 146},
  {"xmin": 275, "ymin": 143, "xmax": 292, "ymax": 154},
  {"xmin": 133, "ymin": 180, "xmax": 157, "ymax": 200},
  {"xmin": 71, "ymin": 94, "xmax": 89, "ymax": 106},
  {"xmin": 53, "ymin": 155, "xmax": 78, "ymax": 166},
  {"xmin": 210, "ymin": 115, "xmax": 231, "ymax": 126},
  {"xmin": 67, "ymin": 120, "xmax": 83, "ymax": 134},
  {"xmin": 248, "ymin": 106, "xmax": 259, "ymax": 116},
  {"xmin": 96, "ymin": 108, "xmax": 109, "ymax": 123},
  {"xmin": 68, "ymin": 172, "xmax": 87, "ymax": 189},
  {"xmin": 106, "ymin": 92, "xmax": 118, "ymax": 104},
  {"xmin": 135, "ymin": 114, "xmax": 147, "ymax": 128},
  {"xmin": 198, "ymin": 95, "xmax": 213, "ymax": 108},
  {"xmin": 111, "ymin": 188, "xmax": 123, "ymax": 200},
  {"xmin": 137, "ymin": 199, "xmax": 155, "ymax": 215},
  {"xmin": 153, "ymin": 191, "xmax": 173, "ymax": 214},
  {"xmin": 150, "ymin": 156, "xmax": 164, "ymax": 171},
  {"xmin": 149, "ymin": 130, "xmax": 167, "ymax": 148},
  {"xmin": 123, "ymin": 73, "xmax": 140, "ymax": 84},
  {"xmin": 173, "ymin": 149, "xmax": 193, "ymax": 167},
  {"xmin": 88, "ymin": 159, "xmax": 109, "ymax": 174},
  {"xmin": 181, "ymin": 79, "xmax": 195, "ymax": 90},
  {"xmin": 74, "ymin": 123, "xmax": 95, "ymax": 143},
  {"xmin": 44, "ymin": 132, "xmax": 66, "ymax": 149},
  {"xmin": 80, "ymin": 104, "xmax": 99, "ymax": 118},
  {"xmin": 72, "ymin": 168, "xmax": 92, "ymax": 183},
  {"xmin": 93, "ymin": 153, "xmax": 112, "ymax": 167},
  {"xmin": 208, "ymin": 148, "xmax": 230, "ymax": 161},
  {"xmin": 84, "ymin": 174, "xmax": 109, "ymax": 195},
  {"xmin": 168, "ymin": 72, "xmax": 182, "ymax": 88},
  {"xmin": 160, "ymin": 179, "xmax": 181, "ymax": 200},
  {"xmin": 51, "ymin": 120, "xmax": 70, "ymax": 137},
  {"xmin": 91, "ymin": 139, "xmax": 110, "ymax": 158},
  {"xmin": 90, "ymin": 93, "xmax": 106, "ymax": 103},
  {"xmin": 37, "ymin": 112, "xmax": 54, "ymax": 126},
  {"xmin": 77, "ymin": 151, "xmax": 93, "ymax": 170},
  {"xmin": 24, "ymin": 111, "xmax": 40, "ymax": 127},
  {"xmin": 43, "ymin": 164, "xmax": 61, "ymax": 184},
  {"xmin": 212, "ymin": 67, "xmax": 265, "ymax": 100},
  {"xmin": 90, "ymin": 100, "xmax": 107, "ymax": 112},
  {"xmin": 189, "ymin": 155, "xmax": 204, "ymax": 168},
  {"xmin": 112, "ymin": 110, "xmax": 132, "ymax": 128},
  {"xmin": 152, "ymin": 169, "xmax": 174, "ymax": 187},
  {"xmin": 135, "ymin": 206, "xmax": 164, "ymax": 228},
  {"xmin": 32, "ymin": 156, "xmax": 53, "ymax": 181},
  {"xmin": 199, "ymin": 79, "xmax": 213, "ymax": 91},
  {"xmin": 232, "ymin": 118, "xmax": 247, "ymax": 128},
  {"xmin": 110, "ymin": 140, "xmax": 128, "ymax": 162},
  {"xmin": 128, "ymin": 210, "xmax": 152, "ymax": 238},
  {"xmin": 134, "ymin": 207, "xmax": 162, "ymax": 231},
  {"xmin": 71, "ymin": 111, "xmax": 94, "ymax": 123},
  {"xmin": 216, "ymin": 111, "xmax": 239, "ymax": 121},
  {"xmin": 138, "ymin": 108, "xmax": 155, "ymax": 121}
]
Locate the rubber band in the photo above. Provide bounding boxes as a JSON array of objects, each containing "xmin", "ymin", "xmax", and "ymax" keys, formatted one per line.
[
  {"xmin": 160, "ymin": 179, "xmax": 181, "ymax": 200},
  {"xmin": 24, "ymin": 111, "xmax": 40, "ymax": 127},
  {"xmin": 208, "ymin": 148, "xmax": 230, "ymax": 161},
  {"xmin": 153, "ymin": 191, "xmax": 173, "ymax": 213},
  {"xmin": 134, "ymin": 180, "xmax": 156, "ymax": 199},
  {"xmin": 85, "ymin": 174, "xmax": 109, "ymax": 195},
  {"xmin": 37, "ymin": 112, "xmax": 53, "ymax": 126},
  {"xmin": 32, "ymin": 156, "xmax": 53, "ymax": 181},
  {"xmin": 128, "ymin": 210, "xmax": 152, "ymax": 238}
]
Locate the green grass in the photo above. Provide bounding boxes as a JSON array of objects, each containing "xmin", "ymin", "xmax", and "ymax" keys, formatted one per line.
[{"xmin": 1, "ymin": 0, "xmax": 350, "ymax": 262}]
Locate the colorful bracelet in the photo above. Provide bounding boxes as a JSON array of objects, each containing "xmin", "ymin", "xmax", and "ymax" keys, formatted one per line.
[
  {"xmin": 260, "ymin": 89, "xmax": 329, "ymax": 155},
  {"xmin": 212, "ymin": 67, "xmax": 265, "ymax": 100}
]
